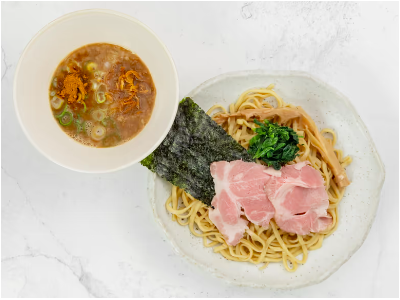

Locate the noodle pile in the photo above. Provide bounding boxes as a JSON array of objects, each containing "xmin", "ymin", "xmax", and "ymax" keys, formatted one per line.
[{"xmin": 165, "ymin": 84, "xmax": 352, "ymax": 272}]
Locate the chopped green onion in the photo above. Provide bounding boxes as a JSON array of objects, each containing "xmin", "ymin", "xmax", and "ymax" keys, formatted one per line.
[
  {"xmin": 95, "ymin": 83, "xmax": 107, "ymax": 104},
  {"xmin": 91, "ymin": 125, "xmax": 106, "ymax": 141},
  {"xmin": 91, "ymin": 109, "xmax": 106, "ymax": 121},
  {"xmin": 59, "ymin": 112, "xmax": 73, "ymax": 126},
  {"xmin": 51, "ymin": 96, "xmax": 64, "ymax": 110},
  {"xmin": 96, "ymin": 92, "xmax": 106, "ymax": 103},
  {"xmin": 55, "ymin": 104, "xmax": 68, "ymax": 118},
  {"xmin": 55, "ymin": 104, "xmax": 73, "ymax": 126},
  {"xmin": 75, "ymin": 114, "xmax": 84, "ymax": 133},
  {"xmin": 100, "ymin": 117, "xmax": 116, "ymax": 128},
  {"xmin": 84, "ymin": 61, "xmax": 97, "ymax": 72}
]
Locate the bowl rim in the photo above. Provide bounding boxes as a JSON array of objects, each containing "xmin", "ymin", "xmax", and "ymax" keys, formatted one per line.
[
  {"xmin": 149, "ymin": 69, "xmax": 386, "ymax": 289},
  {"xmin": 13, "ymin": 9, "xmax": 179, "ymax": 173}
]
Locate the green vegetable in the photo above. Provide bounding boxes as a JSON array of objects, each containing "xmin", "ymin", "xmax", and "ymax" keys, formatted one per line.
[
  {"xmin": 95, "ymin": 84, "xmax": 107, "ymax": 104},
  {"xmin": 96, "ymin": 92, "xmax": 106, "ymax": 103},
  {"xmin": 59, "ymin": 112, "xmax": 73, "ymax": 126},
  {"xmin": 55, "ymin": 104, "xmax": 73, "ymax": 126},
  {"xmin": 248, "ymin": 119, "xmax": 300, "ymax": 170},
  {"xmin": 91, "ymin": 125, "xmax": 107, "ymax": 141},
  {"xmin": 141, "ymin": 97, "xmax": 254, "ymax": 206},
  {"xmin": 55, "ymin": 103, "xmax": 68, "ymax": 118},
  {"xmin": 84, "ymin": 61, "xmax": 97, "ymax": 72},
  {"xmin": 75, "ymin": 114, "xmax": 84, "ymax": 134},
  {"xmin": 81, "ymin": 101, "xmax": 87, "ymax": 113},
  {"xmin": 102, "ymin": 117, "xmax": 118, "ymax": 128},
  {"xmin": 51, "ymin": 96, "xmax": 64, "ymax": 109},
  {"xmin": 91, "ymin": 109, "xmax": 106, "ymax": 121}
]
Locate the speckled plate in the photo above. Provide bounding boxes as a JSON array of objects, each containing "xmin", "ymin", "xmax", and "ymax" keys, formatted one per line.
[{"xmin": 148, "ymin": 70, "xmax": 385, "ymax": 289}]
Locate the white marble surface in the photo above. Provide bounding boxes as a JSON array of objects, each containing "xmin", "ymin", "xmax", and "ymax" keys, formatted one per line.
[{"xmin": 1, "ymin": 1, "xmax": 398, "ymax": 298}]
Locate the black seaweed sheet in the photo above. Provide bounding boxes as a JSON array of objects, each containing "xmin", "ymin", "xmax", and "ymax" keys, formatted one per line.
[{"xmin": 141, "ymin": 97, "xmax": 254, "ymax": 206}]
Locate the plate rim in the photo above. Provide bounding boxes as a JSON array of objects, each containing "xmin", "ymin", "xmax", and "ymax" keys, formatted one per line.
[{"xmin": 149, "ymin": 70, "xmax": 386, "ymax": 289}]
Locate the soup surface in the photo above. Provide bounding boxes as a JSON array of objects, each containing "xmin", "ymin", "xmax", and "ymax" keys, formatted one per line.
[{"xmin": 49, "ymin": 43, "xmax": 156, "ymax": 148}]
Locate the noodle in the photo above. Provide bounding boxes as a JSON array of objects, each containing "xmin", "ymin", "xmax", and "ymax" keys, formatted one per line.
[{"xmin": 165, "ymin": 85, "xmax": 352, "ymax": 272}]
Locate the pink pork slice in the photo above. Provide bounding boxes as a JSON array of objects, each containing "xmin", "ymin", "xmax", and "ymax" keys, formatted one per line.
[
  {"xmin": 208, "ymin": 160, "xmax": 275, "ymax": 245},
  {"xmin": 265, "ymin": 162, "xmax": 332, "ymax": 235}
]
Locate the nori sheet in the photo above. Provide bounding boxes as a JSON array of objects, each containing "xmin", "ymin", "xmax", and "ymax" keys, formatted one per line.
[{"xmin": 141, "ymin": 97, "xmax": 254, "ymax": 206}]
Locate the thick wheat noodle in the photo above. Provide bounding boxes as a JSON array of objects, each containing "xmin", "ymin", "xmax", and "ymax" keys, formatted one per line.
[{"xmin": 165, "ymin": 85, "xmax": 352, "ymax": 272}]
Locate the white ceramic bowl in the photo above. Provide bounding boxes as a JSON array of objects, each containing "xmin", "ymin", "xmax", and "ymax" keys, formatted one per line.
[
  {"xmin": 149, "ymin": 70, "xmax": 385, "ymax": 289},
  {"xmin": 14, "ymin": 9, "xmax": 179, "ymax": 173}
]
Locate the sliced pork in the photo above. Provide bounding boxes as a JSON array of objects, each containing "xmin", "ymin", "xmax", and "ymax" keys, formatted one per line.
[
  {"xmin": 208, "ymin": 160, "xmax": 275, "ymax": 245},
  {"xmin": 208, "ymin": 189, "xmax": 249, "ymax": 246},
  {"xmin": 208, "ymin": 160, "xmax": 332, "ymax": 246},
  {"xmin": 265, "ymin": 162, "xmax": 332, "ymax": 235}
]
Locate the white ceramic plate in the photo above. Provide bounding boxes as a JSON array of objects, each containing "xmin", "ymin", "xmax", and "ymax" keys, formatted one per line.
[
  {"xmin": 148, "ymin": 70, "xmax": 385, "ymax": 289},
  {"xmin": 14, "ymin": 9, "xmax": 179, "ymax": 173}
]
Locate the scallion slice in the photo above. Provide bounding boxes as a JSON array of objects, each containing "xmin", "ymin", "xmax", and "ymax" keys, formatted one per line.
[{"xmin": 59, "ymin": 112, "xmax": 73, "ymax": 126}]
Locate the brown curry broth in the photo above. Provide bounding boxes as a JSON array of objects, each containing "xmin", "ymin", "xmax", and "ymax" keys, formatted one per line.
[{"xmin": 49, "ymin": 43, "xmax": 156, "ymax": 148}]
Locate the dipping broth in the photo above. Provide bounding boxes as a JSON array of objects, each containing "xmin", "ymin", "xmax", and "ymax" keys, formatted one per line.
[{"xmin": 49, "ymin": 43, "xmax": 156, "ymax": 148}]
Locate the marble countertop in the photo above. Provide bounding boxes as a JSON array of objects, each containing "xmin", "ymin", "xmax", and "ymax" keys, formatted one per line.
[{"xmin": 2, "ymin": 2, "xmax": 398, "ymax": 298}]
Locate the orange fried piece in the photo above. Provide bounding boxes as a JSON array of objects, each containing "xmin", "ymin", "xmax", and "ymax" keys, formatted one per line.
[
  {"xmin": 59, "ymin": 70, "xmax": 87, "ymax": 103},
  {"xmin": 113, "ymin": 69, "xmax": 145, "ymax": 114},
  {"xmin": 117, "ymin": 70, "xmax": 142, "ymax": 90},
  {"xmin": 125, "ymin": 70, "xmax": 142, "ymax": 82}
]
